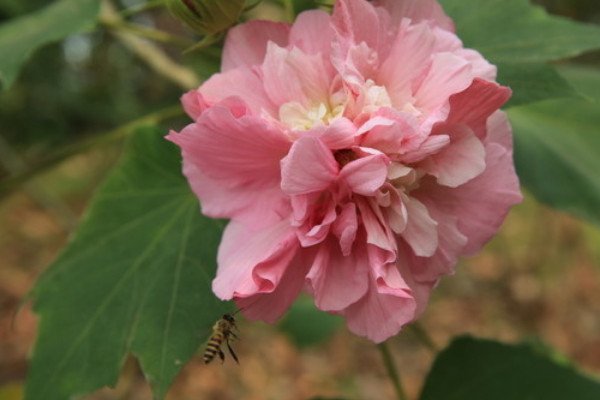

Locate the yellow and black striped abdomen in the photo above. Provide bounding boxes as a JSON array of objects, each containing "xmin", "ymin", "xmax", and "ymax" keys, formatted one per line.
[{"xmin": 203, "ymin": 331, "xmax": 225, "ymax": 364}]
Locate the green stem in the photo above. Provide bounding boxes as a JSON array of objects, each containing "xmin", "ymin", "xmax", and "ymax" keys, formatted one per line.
[
  {"xmin": 101, "ymin": 0, "xmax": 200, "ymax": 89},
  {"xmin": 408, "ymin": 322, "xmax": 438, "ymax": 353},
  {"xmin": 99, "ymin": 18, "xmax": 194, "ymax": 48},
  {"xmin": 377, "ymin": 341, "xmax": 408, "ymax": 400},
  {"xmin": 0, "ymin": 105, "xmax": 184, "ymax": 196},
  {"xmin": 277, "ymin": 0, "xmax": 295, "ymax": 22},
  {"xmin": 120, "ymin": 0, "xmax": 166, "ymax": 17}
]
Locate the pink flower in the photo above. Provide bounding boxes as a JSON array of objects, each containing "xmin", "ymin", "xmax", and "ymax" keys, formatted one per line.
[{"xmin": 167, "ymin": 0, "xmax": 522, "ymax": 343}]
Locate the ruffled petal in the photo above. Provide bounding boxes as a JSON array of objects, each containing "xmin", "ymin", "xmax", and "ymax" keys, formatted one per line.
[
  {"xmin": 178, "ymin": 158, "xmax": 289, "ymax": 227},
  {"xmin": 306, "ymin": 234, "xmax": 370, "ymax": 312},
  {"xmin": 213, "ymin": 220, "xmax": 298, "ymax": 299},
  {"xmin": 373, "ymin": 0, "xmax": 455, "ymax": 31},
  {"xmin": 413, "ymin": 52, "xmax": 473, "ymax": 119},
  {"xmin": 181, "ymin": 90, "xmax": 208, "ymax": 120},
  {"xmin": 262, "ymin": 44, "xmax": 333, "ymax": 108},
  {"xmin": 332, "ymin": 202, "xmax": 358, "ymax": 256},
  {"xmin": 378, "ymin": 21, "xmax": 436, "ymax": 108},
  {"xmin": 222, "ymin": 20, "xmax": 291, "ymax": 71},
  {"xmin": 445, "ymin": 79, "xmax": 512, "ymax": 139},
  {"xmin": 415, "ymin": 113, "xmax": 522, "ymax": 256},
  {"xmin": 289, "ymin": 9, "xmax": 335, "ymax": 56},
  {"xmin": 341, "ymin": 246, "xmax": 414, "ymax": 343},
  {"xmin": 399, "ymin": 194, "xmax": 438, "ymax": 257},
  {"xmin": 235, "ymin": 247, "xmax": 314, "ymax": 323},
  {"xmin": 396, "ymin": 206, "xmax": 467, "ymax": 282},
  {"xmin": 167, "ymin": 107, "xmax": 291, "ymax": 187},
  {"xmin": 200, "ymin": 68, "xmax": 278, "ymax": 116},
  {"xmin": 419, "ymin": 125, "xmax": 486, "ymax": 188},
  {"xmin": 281, "ymin": 136, "xmax": 338, "ymax": 195},
  {"xmin": 340, "ymin": 154, "xmax": 389, "ymax": 196}
]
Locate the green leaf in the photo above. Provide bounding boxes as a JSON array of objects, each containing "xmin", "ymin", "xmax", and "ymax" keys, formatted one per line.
[
  {"xmin": 0, "ymin": 0, "xmax": 101, "ymax": 89},
  {"xmin": 278, "ymin": 295, "xmax": 343, "ymax": 348},
  {"xmin": 437, "ymin": 0, "xmax": 600, "ymax": 106},
  {"xmin": 26, "ymin": 126, "xmax": 229, "ymax": 400},
  {"xmin": 558, "ymin": 64, "xmax": 600, "ymax": 102},
  {"xmin": 419, "ymin": 336, "xmax": 600, "ymax": 400},
  {"xmin": 438, "ymin": 0, "xmax": 600, "ymax": 63},
  {"xmin": 508, "ymin": 65, "xmax": 600, "ymax": 225},
  {"xmin": 498, "ymin": 62, "xmax": 579, "ymax": 108}
]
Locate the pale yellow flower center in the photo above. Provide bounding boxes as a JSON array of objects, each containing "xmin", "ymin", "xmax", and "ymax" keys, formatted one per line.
[{"xmin": 279, "ymin": 101, "xmax": 344, "ymax": 131}]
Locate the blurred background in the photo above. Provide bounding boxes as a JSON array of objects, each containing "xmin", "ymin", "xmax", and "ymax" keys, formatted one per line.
[{"xmin": 1, "ymin": 0, "xmax": 599, "ymax": 399}]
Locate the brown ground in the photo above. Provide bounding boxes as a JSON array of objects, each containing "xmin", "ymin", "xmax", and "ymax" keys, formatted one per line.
[{"xmin": 1, "ymin": 152, "xmax": 599, "ymax": 400}]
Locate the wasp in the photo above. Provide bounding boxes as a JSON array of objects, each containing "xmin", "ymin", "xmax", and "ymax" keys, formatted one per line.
[{"xmin": 203, "ymin": 312, "xmax": 240, "ymax": 364}]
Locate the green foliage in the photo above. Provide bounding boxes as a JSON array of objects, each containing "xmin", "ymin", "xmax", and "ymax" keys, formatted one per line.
[
  {"xmin": 25, "ymin": 126, "xmax": 230, "ymax": 400},
  {"xmin": 508, "ymin": 65, "xmax": 600, "ymax": 225},
  {"xmin": 419, "ymin": 336, "xmax": 600, "ymax": 400},
  {"xmin": 439, "ymin": 0, "xmax": 600, "ymax": 106},
  {"xmin": 439, "ymin": 0, "xmax": 600, "ymax": 62},
  {"xmin": 496, "ymin": 61, "xmax": 579, "ymax": 108},
  {"xmin": 0, "ymin": 0, "xmax": 101, "ymax": 89},
  {"xmin": 278, "ymin": 295, "xmax": 343, "ymax": 348}
]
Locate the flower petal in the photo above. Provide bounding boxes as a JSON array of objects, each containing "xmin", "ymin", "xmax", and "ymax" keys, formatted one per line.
[
  {"xmin": 413, "ymin": 52, "xmax": 473, "ymax": 119},
  {"xmin": 222, "ymin": 20, "xmax": 291, "ymax": 71},
  {"xmin": 416, "ymin": 113, "xmax": 522, "ymax": 256},
  {"xmin": 378, "ymin": 21, "xmax": 436, "ymax": 108},
  {"xmin": 420, "ymin": 125, "xmax": 486, "ymax": 188},
  {"xmin": 281, "ymin": 137, "xmax": 338, "ymax": 195},
  {"xmin": 373, "ymin": 0, "xmax": 455, "ymax": 31},
  {"xmin": 306, "ymin": 234, "xmax": 370, "ymax": 311},
  {"xmin": 177, "ymin": 158, "xmax": 289, "ymax": 227},
  {"xmin": 400, "ymin": 194, "xmax": 438, "ymax": 257},
  {"xmin": 167, "ymin": 107, "xmax": 291, "ymax": 187},
  {"xmin": 340, "ymin": 154, "xmax": 389, "ymax": 196},
  {"xmin": 262, "ymin": 44, "xmax": 333, "ymax": 108},
  {"xmin": 332, "ymin": 202, "xmax": 358, "ymax": 256},
  {"xmin": 235, "ymin": 247, "xmax": 313, "ymax": 323},
  {"xmin": 341, "ymin": 270, "xmax": 414, "ymax": 343},
  {"xmin": 289, "ymin": 9, "xmax": 335, "ymax": 56},
  {"xmin": 200, "ymin": 67, "xmax": 278, "ymax": 116},
  {"xmin": 213, "ymin": 220, "xmax": 298, "ymax": 299},
  {"xmin": 445, "ymin": 78, "xmax": 512, "ymax": 139}
]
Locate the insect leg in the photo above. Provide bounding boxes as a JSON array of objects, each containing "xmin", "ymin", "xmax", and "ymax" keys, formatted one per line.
[{"xmin": 227, "ymin": 340, "xmax": 239, "ymax": 364}]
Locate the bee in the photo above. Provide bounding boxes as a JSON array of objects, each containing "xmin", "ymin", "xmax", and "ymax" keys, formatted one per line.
[{"xmin": 203, "ymin": 313, "xmax": 239, "ymax": 364}]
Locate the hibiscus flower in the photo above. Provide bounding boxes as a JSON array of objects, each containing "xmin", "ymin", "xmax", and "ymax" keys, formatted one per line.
[{"xmin": 167, "ymin": 0, "xmax": 522, "ymax": 343}]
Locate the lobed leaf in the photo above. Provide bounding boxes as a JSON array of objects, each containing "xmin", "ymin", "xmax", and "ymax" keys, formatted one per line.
[
  {"xmin": 26, "ymin": 126, "xmax": 230, "ymax": 400},
  {"xmin": 0, "ymin": 0, "xmax": 101, "ymax": 89},
  {"xmin": 278, "ymin": 296, "xmax": 343, "ymax": 348},
  {"xmin": 508, "ymin": 65, "xmax": 600, "ymax": 225},
  {"xmin": 420, "ymin": 336, "xmax": 600, "ymax": 400},
  {"xmin": 438, "ymin": 0, "xmax": 600, "ymax": 107},
  {"xmin": 439, "ymin": 0, "xmax": 600, "ymax": 63},
  {"xmin": 498, "ymin": 61, "xmax": 579, "ymax": 108}
]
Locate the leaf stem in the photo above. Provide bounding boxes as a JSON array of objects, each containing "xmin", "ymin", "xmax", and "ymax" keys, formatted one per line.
[
  {"xmin": 377, "ymin": 341, "xmax": 408, "ymax": 400},
  {"xmin": 0, "ymin": 105, "xmax": 184, "ymax": 196},
  {"xmin": 408, "ymin": 322, "xmax": 438, "ymax": 353},
  {"xmin": 120, "ymin": 0, "xmax": 166, "ymax": 18}
]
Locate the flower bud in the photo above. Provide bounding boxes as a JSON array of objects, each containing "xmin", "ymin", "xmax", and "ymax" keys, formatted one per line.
[{"xmin": 167, "ymin": 0, "xmax": 245, "ymax": 35}]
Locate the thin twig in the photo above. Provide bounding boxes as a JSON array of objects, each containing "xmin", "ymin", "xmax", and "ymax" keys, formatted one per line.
[
  {"xmin": 100, "ymin": 0, "xmax": 200, "ymax": 90},
  {"xmin": 0, "ymin": 105, "xmax": 184, "ymax": 196},
  {"xmin": 377, "ymin": 341, "xmax": 408, "ymax": 400},
  {"xmin": 0, "ymin": 136, "xmax": 78, "ymax": 232},
  {"xmin": 99, "ymin": 18, "xmax": 194, "ymax": 48}
]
